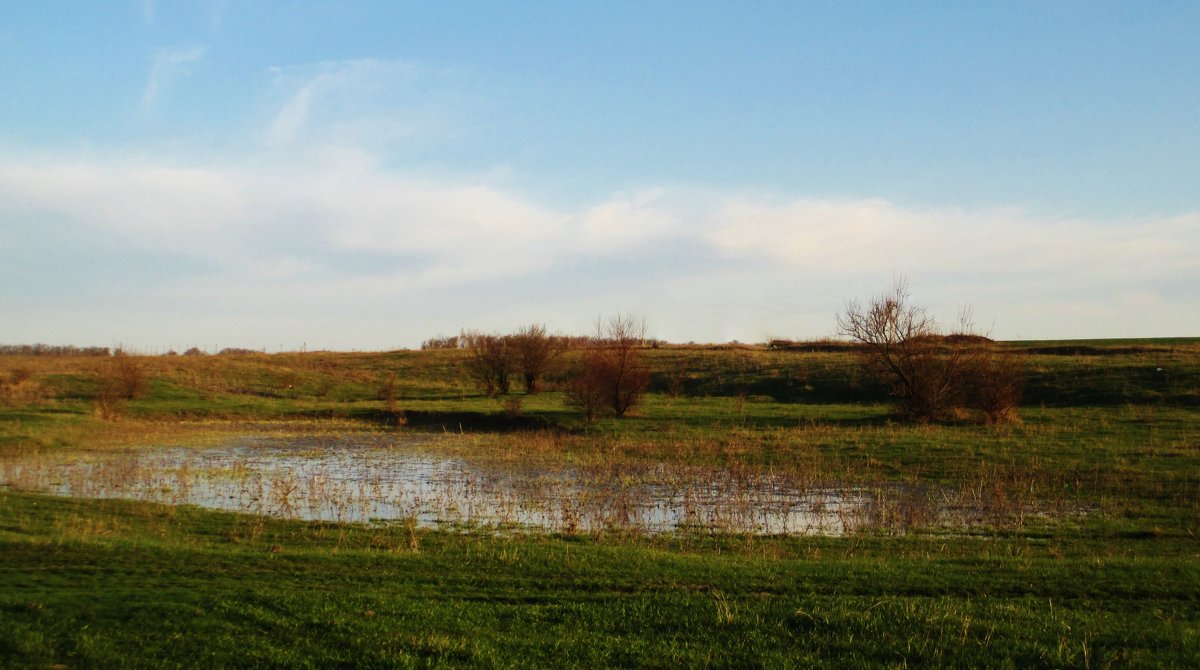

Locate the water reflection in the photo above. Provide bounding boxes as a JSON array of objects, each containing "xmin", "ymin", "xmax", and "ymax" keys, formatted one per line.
[{"xmin": 2, "ymin": 434, "xmax": 898, "ymax": 535}]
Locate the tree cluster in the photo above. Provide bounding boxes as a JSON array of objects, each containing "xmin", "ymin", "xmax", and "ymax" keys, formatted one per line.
[
  {"xmin": 460, "ymin": 324, "xmax": 564, "ymax": 396},
  {"xmin": 420, "ymin": 335, "xmax": 460, "ymax": 350},
  {"xmin": 455, "ymin": 317, "xmax": 653, "ymax": 422},
  {"xmin": 0, "ymin": 344, "xmax": 111, "ymax": 357}
]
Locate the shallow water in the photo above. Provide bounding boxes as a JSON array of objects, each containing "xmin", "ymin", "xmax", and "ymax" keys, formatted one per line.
[{"xmin": 2, "ymin": 434, "xmax": 902, "ymax": 535}]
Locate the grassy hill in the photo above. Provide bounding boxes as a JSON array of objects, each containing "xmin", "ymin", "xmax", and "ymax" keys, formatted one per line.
[{"xmin": 1, "ymin": 339, "xmax": 1197, "ymax": 667}]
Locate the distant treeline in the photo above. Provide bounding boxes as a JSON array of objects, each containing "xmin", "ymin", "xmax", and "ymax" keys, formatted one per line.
[
  {"xmin": 0, "ymin": 344, "xmax": 267, "ymax": 357},
  {"xmin": 421, "ymin": 334, "xmax": 667, "ymax": 351},
  {"xmin": 0, "ymin": 344, "xmax": 111, "ymax": 357}
]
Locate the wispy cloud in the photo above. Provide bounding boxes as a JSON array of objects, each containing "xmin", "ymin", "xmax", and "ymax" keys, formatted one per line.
[
  {"xmin": 142, "ymin": 47, "xmax": 205, "ymax": 110},
  {"xmin": 265, "ymin": 59, "xmax": 423, "ymax": 145}
]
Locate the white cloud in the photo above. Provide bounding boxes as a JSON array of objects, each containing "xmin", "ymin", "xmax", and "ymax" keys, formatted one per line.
[
  {"xmin": 0, "ymin": 159, "xmax": 244, "ymax": 246},
  {"xmin": 703, "ymin": 197, "xmax": 1200, "ymax": 286},
  {"xmin": 0, "ymin": 151, "xmax": 567, "ymax": 289},
  {"xmin": 2, "ymin": 147, "xmax": 1197, "ymax": 347},
  {"xmin": 313, "ymin": 174, "xmax": 568, "ymax": 286},
  {"xmin": 143, "ymin": 47, "xmax": 205, "ymax": 110},
  {"xmin": 570, "ymin": 188, "xmax": 685, "ymax": 253}
]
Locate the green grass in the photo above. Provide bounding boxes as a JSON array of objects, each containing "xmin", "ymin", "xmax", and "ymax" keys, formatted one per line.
[
  {"xmin": 1, "ymin": 492, "xmax": 1197, "ymax": 669},
  {"xmin": 1, "ymin": 341, "xmax": 1198, "ymax": 666},
  {"xmin": 8, "ymin": 341, "xmax": 1198, "ymax": 428}
]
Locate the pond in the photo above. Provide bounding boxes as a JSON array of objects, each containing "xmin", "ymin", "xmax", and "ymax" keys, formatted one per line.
[{"xmin": 2, "ymin": 433, "xmax": 929, "ymax": 535}]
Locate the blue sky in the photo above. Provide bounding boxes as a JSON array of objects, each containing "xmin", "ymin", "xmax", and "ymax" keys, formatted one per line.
[{"xmin": 2, "ymin": 1, "xmax": 1197, "ymax": 350}]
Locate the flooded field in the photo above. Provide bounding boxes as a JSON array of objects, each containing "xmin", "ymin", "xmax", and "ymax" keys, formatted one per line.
[{"xmin": 0, "ymin": 433, "xmax": 1044, "ymax": 535}]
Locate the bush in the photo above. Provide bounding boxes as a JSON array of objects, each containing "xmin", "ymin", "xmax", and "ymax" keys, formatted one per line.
[
  {"xmin": 964, "ymin": 349, "xmax": 1025, "ymax": 424},
  {"xmin": 92, "ymin": 355, "xmax": 148, "ymax": 420},
  {"xmin": 461, "ymin": 331, "xmax": 514, "ymax": 396},
  {"xmin": 837, "ymin": 278, "xmax": 1022, "ymax": 423},
  {"xmin": 510, "ymin": 324, "xmax": 563, "ymax": 394},
  {"xmin": 565, "ymin": 315, "xmax": 651, "ymax": 420},
  {"xmin": 565, "ymin": 349, "xmax": 610, "ymax": 423}
]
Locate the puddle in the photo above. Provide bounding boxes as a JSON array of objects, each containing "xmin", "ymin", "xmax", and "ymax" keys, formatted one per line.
[{"xmin": 3, "ymin": 434, "xmax": 928, "ymax": 535}]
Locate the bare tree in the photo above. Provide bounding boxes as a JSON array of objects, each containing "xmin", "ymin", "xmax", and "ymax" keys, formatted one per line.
[
  {"xmin": 510, "ymin": 324, "xmax": 562, "ymax": 394},
  {"xmin": 838, "ymin": 278, "xmax": 1023, "ymax": 423},
  {"xmin": 460, "ymin": 331, "xmax": 514, "ymax": 396},
  {"xmin": 565, "ymin": 315, "xmax": 651, "ymax": 419},
  {"xmin": 838, "ymin": 278, "xmax": 942, "ymax": 420}
]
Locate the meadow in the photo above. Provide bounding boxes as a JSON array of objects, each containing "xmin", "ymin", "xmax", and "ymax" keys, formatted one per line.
[{"xmin": 1, "ymin": 339, "xmax": 1197, "ymax": 667}]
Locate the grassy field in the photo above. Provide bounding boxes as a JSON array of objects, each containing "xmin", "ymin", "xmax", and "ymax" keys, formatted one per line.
[{"xmin": 1, "ymin": 340, "xmax": 1198, "ymax": 667}]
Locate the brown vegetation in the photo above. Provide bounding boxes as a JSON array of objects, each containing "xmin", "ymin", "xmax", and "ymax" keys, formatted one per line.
[
  {"xmin": 420, "ymin": 335, "xmax": 459, "ymax": 350},
  {"xmin": 565, "ymin": 315, "xmax": 651, "ymax": 420},
  {"xmin": 963, "ymin": 349, "xmax": 1025, "ymax": 424},
  {"xmin": 837, "ymin": 277, "xmax": 1023, "ymax": 423},
  {"xmin": 460, "ymin": 325, "xmax": 563, "ymax": 397},
  {"xmin": 461, "ymin": 331, "xmax": 514, "ymax": 396},
  {"xmin": 90, "ymin": 354, "xmax": 149, "ymax": 420},
  {"xmin": 510, "ymin": 324, "xmax": 562, "ymax": 394},
  {"xmin": 0, "ymin": 367, "xmax": 44, "ymax": 406}
]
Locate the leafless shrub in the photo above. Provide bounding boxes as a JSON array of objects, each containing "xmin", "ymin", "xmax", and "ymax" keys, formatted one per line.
[
  {"xmin": 564, "ymin": 349, "xmax": 609, "ymax": 423},
  {"xmin": 91, "ymin": 355, "xmax": 148, "ymax": 420},
  {"xmin": 510, "ymin": 324, "xmax": 563, "ymax": 394},
  {"xmin": 964, "ymin": 350, "xmax": 1025, "ymax": 424},
  {"xmin": 565, "ymin": 315, "xmax": 651, "ymax": 420},
  {"xmin": 461, "ymin": 331, "xmax": 514, "ymax": 396},
  {"xmin": 111, "ymin": 355, "xmax": 147, "ymax": 400}
]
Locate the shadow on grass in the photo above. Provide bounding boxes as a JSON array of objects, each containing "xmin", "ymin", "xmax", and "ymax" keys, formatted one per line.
[{"xmin": 346, "ymin": 408, "xmax": 572, "ymax": 433}]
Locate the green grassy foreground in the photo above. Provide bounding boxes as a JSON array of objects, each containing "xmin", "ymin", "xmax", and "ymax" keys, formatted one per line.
[
  {"xmin": 1, "ymin": 339, "xmax": 1198, "ymax": 667},
  {"xmin": 2, "ymin": 493, "xmax": 1197, "ymax": 668}
]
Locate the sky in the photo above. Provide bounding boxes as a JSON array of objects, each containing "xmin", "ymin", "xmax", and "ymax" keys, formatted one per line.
[{"xmin": 2, "ymin": 1, "xmax": 1197, "ymax": 351}]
